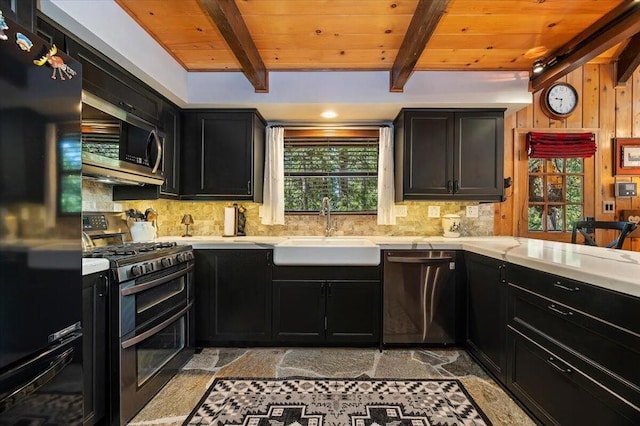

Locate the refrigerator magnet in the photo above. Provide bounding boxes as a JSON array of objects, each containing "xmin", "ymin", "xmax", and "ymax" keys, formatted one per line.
[
  {"xmin": 33, "ymin": 45, "xmax": 77, "ymax": 80},
  {"xmin": 0, "ymin": 11, "xmax": 8, "ymax": 41},
  {"xmin": 15, "ymin": 33, "xmax": 33, "ymax": 51}
]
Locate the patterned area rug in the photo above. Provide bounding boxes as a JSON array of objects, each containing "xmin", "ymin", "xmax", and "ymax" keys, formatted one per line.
[{"xmin": 184, "ymin": 378, "xmax": 491, "ymax": 425}]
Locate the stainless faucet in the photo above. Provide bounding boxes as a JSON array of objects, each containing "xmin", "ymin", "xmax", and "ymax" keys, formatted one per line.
[{"xmin": 320, "ymin": 196, "xmax": 335, "ymax": 237}]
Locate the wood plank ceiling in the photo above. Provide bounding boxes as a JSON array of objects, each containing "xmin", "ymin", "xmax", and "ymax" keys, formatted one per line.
[{"xmin": 115, "ymin": 0, "xmax": 640, "ymax": 93}]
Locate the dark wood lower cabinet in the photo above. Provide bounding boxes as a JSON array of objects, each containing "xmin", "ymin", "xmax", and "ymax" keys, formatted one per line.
[
  {"xmin": 325, "ymin": 280, "xmax": 380, "ymax": 343},
  {"xmin": 82, "ymin": 272, "xmax": 108, "ymax": 425},
  {"xmin": 272, "ymin": 281, "xmax": 325, "ymax": 342},
  {"xmin": 272, "ymin": 279, "xmax": 380, "ymax": 344},
  {"xmin": 194, "ymin": 249, "xmax": 272, "ymax": 345},
  {"xmin": 272, "ymin": 266, "xmax": 381, "ymax": 345},
  {"xmin": 507, "ymin": 328, "xmax": 639, "ymax": 426},
  {"xmin": 465, "ymin": 253, "xmax": 507, "ymax": 382}
]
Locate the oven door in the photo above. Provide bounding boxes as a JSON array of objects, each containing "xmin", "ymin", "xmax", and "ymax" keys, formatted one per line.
[
  {"xmin": 119, "ymin": 262, "xmax": 193, "ymax": 337},
  {"xmin": 118, "ymin": 303, "xmax": 193, "ymax": 425}
]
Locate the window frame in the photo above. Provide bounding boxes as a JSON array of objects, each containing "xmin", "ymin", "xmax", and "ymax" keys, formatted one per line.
[
  {"xmin": 514, "ymin": 129, "xmax": 596, "ymax": 242},
  {"xmin": 283, "ymin": 130, "xmax": 380, "ymax": 215}
]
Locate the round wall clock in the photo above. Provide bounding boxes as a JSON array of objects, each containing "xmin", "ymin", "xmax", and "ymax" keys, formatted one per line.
[{"xmin": 541, "ymin": 82, "xmax": 579, "ymax": 120}]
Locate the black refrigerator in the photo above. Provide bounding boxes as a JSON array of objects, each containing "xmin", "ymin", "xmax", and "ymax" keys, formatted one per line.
[{"xmin": 0, "ymin": 11, "xmax": 84, "ymax": 424}]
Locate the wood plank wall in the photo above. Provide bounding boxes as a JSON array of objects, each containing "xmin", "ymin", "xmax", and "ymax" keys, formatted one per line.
[{"xmin": 495, "ymin": 64, "xmax": 640, "ymax": 251}]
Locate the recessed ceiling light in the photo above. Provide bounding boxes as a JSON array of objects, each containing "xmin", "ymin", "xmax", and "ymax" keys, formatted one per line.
[{"xmin": 321, "ymin": 111, "xmax": 337, "ymax": 119}]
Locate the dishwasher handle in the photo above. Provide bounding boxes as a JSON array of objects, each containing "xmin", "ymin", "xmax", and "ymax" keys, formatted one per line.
[{"xmin": 386, "ymin": 256, "xmax": 453, "ymax": 264}]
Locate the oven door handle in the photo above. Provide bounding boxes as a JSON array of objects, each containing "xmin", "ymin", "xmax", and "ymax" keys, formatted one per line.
[
  {"xmin": 121, "ymin": 264, "xmax": 193, "ymax": 296},
  {"xmin": 121, "ymin": 302, "xmax": 193, "ymax": 350}
]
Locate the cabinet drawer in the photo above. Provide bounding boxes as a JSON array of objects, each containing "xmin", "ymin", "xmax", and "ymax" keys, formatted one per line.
[
  {"xmin": 507, "ymin": 328, "xmax": 639, "ymax": 426},
  {"xmin": 507, "ymin": 264, "xmax": 640, "ymax": 333},
  {"xmin": 508, "ymin": 284, "xmax": 640, "ymax": 408}
]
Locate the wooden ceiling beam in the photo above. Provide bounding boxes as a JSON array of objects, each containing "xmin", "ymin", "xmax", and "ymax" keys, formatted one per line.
[
  {"xmin": 389, "ymin": 0, "xmax": 450, "ymax": 93},
  {"xmin": 616, "ymin": 32, "xmax": 640, "ymax": 86},
  {"xmin": 530, "ymin": 2, "xmax": 640, "ymax": 92},
  {"xmin": 199, "ymin": 0, "xmax": 268, "ymax": 92}
]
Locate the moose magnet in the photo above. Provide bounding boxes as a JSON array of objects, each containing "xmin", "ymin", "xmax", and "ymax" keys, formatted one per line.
[{"xmin": 33, "ymin": 45, "xmax": 77, "ymax": 80}]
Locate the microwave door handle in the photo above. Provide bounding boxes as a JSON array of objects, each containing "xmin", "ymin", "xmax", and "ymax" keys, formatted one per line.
[{"xmin": 147, "ymin": 129, "xmax": 163, "ymax": 174}]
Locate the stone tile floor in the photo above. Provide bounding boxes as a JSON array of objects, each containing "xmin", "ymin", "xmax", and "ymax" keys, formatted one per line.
[{"xmin": 129, "ymin": 347, "xmax": 535, "ymax": 425}]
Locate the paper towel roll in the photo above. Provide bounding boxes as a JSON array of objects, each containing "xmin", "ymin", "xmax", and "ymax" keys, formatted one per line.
[{"xmin": 223, "ymin": 207, "xmax": 236, "ymax": 236}]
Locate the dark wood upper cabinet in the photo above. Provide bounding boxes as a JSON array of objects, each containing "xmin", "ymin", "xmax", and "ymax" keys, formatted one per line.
[
  {"xmin": 394, "ymin": 109, "xmax": 505, "ymax": 201},
  {"xmin": 1, "ymin": 0, "xmax": 35, "ymax": 32},
  {"xmin": 65, "ymin": 38, "xmax": 162, "ymax": 125},
  {"xmin": 181, "ymin": 110, "xmax": 265, "ymax": 201},
  {"xmin": 159, "ymin": 101, "xmax": 181, "ymax": 197}
]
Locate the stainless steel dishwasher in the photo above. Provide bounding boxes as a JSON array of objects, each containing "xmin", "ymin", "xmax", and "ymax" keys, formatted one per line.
[{"xmin": 383, "ymin": 251, "xmax": 457, "ymax": 344}]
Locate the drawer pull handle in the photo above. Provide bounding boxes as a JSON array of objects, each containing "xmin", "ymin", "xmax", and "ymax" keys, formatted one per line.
[
  {"xmin": 548, "ymin": 304, "xmax": 573, "ymax": 316},
  {"xmin": 554, "ymin": 282, "xmax": 580, "ymax": 292},
  {"xmin": 547, "ymin": 356, "xmax": 572, "ymax": 374}
]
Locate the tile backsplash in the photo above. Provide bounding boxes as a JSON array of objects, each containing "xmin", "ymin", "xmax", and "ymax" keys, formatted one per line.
[{"xmin": 83, "ymin": 182, "xmax": 494, "ymax": 237}]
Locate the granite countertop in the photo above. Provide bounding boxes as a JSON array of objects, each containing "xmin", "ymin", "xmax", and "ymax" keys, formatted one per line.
[{"xmin": 155, "ymin": 235, "xmax": 640, "ymax": 298}]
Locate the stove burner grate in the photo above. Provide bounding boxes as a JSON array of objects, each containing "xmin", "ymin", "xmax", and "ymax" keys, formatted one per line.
[{"xmin": 83, "ymin": 242, "xmax": 178, "ymax": 259}]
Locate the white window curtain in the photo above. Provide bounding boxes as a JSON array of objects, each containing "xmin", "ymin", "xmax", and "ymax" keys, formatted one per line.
[
  {"xmin": 377, "ymin": 126, "xmax": 396, "ymax": 225},
  {"xmin": 261, "ymin": 126, "xmax": 285, "ymax": 225}
]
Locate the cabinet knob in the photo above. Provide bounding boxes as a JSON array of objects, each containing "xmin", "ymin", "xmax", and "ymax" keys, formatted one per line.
[
  {"xmin": 247, "ymin": 180, "xmax": 251, "ymax": 194},
  {"xmin": 447, "ymin": 180, "xmax": 453, "ymax": 193}
]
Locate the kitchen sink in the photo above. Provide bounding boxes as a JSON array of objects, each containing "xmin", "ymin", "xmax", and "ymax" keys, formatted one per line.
[{"xmin": 273, "ymin": 237, "xmax": 380, "ymax": 266}]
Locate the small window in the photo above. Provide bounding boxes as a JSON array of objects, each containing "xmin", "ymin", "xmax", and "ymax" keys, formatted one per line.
[
  {"xmin": 284, "ymin": 136, "xmax": 378, "ymax": 213},
  {"xmin": 527, "ymin": 158, "xmax": 584, "ymax": 232}
]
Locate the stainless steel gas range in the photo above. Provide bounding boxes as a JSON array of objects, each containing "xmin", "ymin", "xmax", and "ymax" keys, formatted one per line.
[{"xmin": 83, "ymin": 213, "xmax": 194, "ymax": 425}]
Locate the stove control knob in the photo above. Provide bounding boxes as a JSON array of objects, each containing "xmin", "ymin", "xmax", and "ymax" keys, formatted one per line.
[
  {"xmin": 161, "ymin": 257, "xmax": 172, "ymax": 267},
  {"xmin": 186, "ymin": 251, "xmax": 194, "ymax": 260},
  {"xmin": 131, "ymin": 265, "xmax": 143, "ymax": 277},
  {"xmin": 176, "ymin": 253, "xmax": 185, "ymax": 263},
  {"xmin": 145, "ymin": 262, "xmax": 154, "ymax": 272}
]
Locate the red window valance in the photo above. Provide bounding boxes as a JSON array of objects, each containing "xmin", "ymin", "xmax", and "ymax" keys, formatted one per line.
[{"xmin": 527, "ymin": 132, "xmax": 596, "ymax": 159}]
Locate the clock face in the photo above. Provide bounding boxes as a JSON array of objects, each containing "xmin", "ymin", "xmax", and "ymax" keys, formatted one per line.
[{"xmin": 545, "ymin": 83, "xmax": 578, "ymax": 116}]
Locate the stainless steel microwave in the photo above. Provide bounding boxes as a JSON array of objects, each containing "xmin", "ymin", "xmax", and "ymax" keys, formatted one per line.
[{"xmin": 81, "ymin": 91, "xmax": 165, "ymax": 186}]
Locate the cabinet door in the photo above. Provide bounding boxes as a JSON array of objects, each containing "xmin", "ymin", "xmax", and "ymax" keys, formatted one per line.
[
  {"xmin": 194, "ymin": 250, "xmax": 271, "ymax": 344},
  {"xmin": 82, "ymin": 273, "xmax": 107, "ymax": 425},
  {"xmin": 325, "ymin": 281, "xmax": 380, "ymax": 344},
  {"xmin": 454, "ymin": 111, "xmax": 504, "ymax": 199},
  {"xmin": 272, "ymin": 281, "xmax": 325, "ymax": 343},
  {"xmin": 201, "ymin": 113, "xmax": 253, "ymax": 196},
  {"xmin": 402, "ymin": 111, "xmax": 454, "ymax": 198},
  {"xmin": 181, "ymin": 112, "xmax": 261, "ymax": 199},
  {"xmin": 465, "ymin": 253, "xmax": 507, "ymax": 382},
  {"xmin": 0, "ymin": 0, "xmax": 35, "ymax": 31},
  {"xmin": 66, "ymin": 38, "xmax": 161, "ymax": 124},
  {"xmin": 36, "ymin": 14, "xmax": 67, "ymax": 51},
  {"xmin": 160, "ymin": 102, "xmax": 180, "ymax": 197}
]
